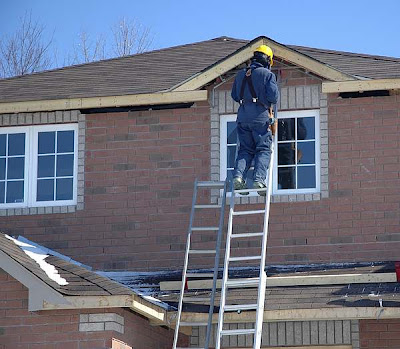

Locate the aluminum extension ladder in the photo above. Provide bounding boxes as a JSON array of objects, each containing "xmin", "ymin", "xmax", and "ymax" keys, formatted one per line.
[
  {"xmin": 215, "ymin": 144, "xmax": 275, "ymax": 349},
  {"xmin": 173, "ymin": 179, "xmax": 228, "ymax": 349}
]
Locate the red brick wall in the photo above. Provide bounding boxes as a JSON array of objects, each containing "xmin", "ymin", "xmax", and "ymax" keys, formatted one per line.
[
  {"xmin": 360, "ymin": 319, "xmax": 400, "ymax": 348},
  {"xmin": 0, "ymin": 92, "xmax": 399, "ymax": 270},
  {"xmin": 0, "ymin": 269, "xmax": 179, "ymax": 349}
]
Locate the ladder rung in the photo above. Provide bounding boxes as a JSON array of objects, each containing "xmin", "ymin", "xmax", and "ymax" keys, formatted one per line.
[
  {"xmin": 221, "ymin": 328, "xmax": 255, "ymax": 336},
  {"xmin": 229, "ymin": 256, "xmax": 261, "ymax": 262},
  {"xmin": 231, "ymin": 232, "xmax": 264, "ymax": 239},
  {"xmin": 191, "ymin": 227, "xmax": 219, "ymax": 231},
  {"xmin": 224, "ymin": 303, "xmax": 258, "ymax": 312},
  {"xmin": 186, "ymin": 273, "xmax": 214, "ymax": 278},
  {"xmin": 180, "ymin": 322, "xmax": 208, "ymax": 326},
  {"xmin": 176, "ymin": 347, "xmax": 204, "ymax": 349},
  {"xmin": 197, "ymin": 181, "xmax": 225, "ymax": 187},
  {"xmin": 183, "ymin": 297, "xmax": 211, "ymax": 302},
  {"xmin": 233, "ymin": 209, "xmax": 265, "ymax": 216},
  {"xmin": 189, "ymin": 249, "xmax": 216, "ymax": 254},
  {"xmin": 194, "ymin": 204, "xmax": 222, "ymax": 208},
  {"xmin": 234, "ymin": 187, "xmax": 267, "ymax": 194},
  {"xmin": 226, "ymin": 278, "xmax": 259, "ymax": 288}
]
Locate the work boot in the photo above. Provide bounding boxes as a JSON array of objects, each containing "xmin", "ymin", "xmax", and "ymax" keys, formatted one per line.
[
  {"xmin": 253, "ymin": 181, "xmax": 267, "ymax": 196},
  {"xmin": 233, "ymin": 177, "xmax": 248, "ymax": 195}
]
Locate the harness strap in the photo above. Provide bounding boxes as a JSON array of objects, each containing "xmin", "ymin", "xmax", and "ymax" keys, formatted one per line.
[{"xmin": 239, "ymin": 68, "xmax": 259, "ymax": 104}]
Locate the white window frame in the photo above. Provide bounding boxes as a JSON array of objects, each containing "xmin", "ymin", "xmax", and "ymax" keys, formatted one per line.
[
  {"xmin": 273, "ymin": 109, "xmax": 320, "ymax": 195},
  {"xmin": 220, "ymin": 110, "xmax": 320, "ymax": 196},
  {"xmin": 0, "ymin": 123, "xmax": 79, "ymax": 209}
]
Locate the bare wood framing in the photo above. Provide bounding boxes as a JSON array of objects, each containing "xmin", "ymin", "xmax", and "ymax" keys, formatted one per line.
[
  {"xmin": 0, "ymin": 90, "xmax": 208, "ymax": 114},
  {"xmin": 173, "ymin": 306, "xmax": 400, "ymax": 325},
  {"xmin": 322, "ymin": 78, "xmax": 400, "ymax": 93},
  {"xmin": 173, "ymin": 37, "xmax": 354, "ymax": 92},
  {"xmin": 160, "ymin": 272, "xmax": 397, "ymax": 291}
]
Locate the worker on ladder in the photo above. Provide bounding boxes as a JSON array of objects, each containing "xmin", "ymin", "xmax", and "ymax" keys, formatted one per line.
[{"xmin": 231, "ymin": 45, "xmax": 279, "ymax": 195}]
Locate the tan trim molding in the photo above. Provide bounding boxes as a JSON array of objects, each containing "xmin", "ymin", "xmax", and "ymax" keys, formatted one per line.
[
  {"xmin": 0, "ymin": 90, "xmax": 208, "ymax": 114},
  {"xmin": 160, "ymin": 272, "xmax": 397, "ymax": 291},
  {"xmin": 322, "ymin": 78, "xmax": 400, "ymax": 93},
  {"xmin": 173, "ymin": 36, "xmax": 354, "ymax": 92},
  {"xmin": 175, "ymin": 306, "xmax": 400, "ymax": 325}
]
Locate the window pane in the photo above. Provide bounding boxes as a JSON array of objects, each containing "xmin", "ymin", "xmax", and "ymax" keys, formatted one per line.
[
  {"xmin": 56, "ymin": 154, "xmax": 74, "ymax": 176},
  {"xmin": 38, "ymin": 155, "xmax": 55, "ymax": 178},
  {"xmin": 6, "ymin": 181, "xmax": 24, "ymax": 203},
  {"xmin": 298, "ymin": 166, "xmax": 316, "ymax": 189},
  {"xmin": 7, "ymin": 157, "xmax": 24, "ymax": 179},
  {"xmin": 278, "ymin": 118, "xmax": 295, "ymax": 141},
  {"xmin": 0, "ymin": 135, "xmax": 6, "ymax": 156},
  {"xmin": 227, "ymin": 146, "xmax": 236, "ymax": 169},
  {"xmin": 278, "ymin": 143, "xmax": 296, "ymax": 165},
  {"xmin": 8, "ymin": 133, "xmax": 25, "ymax": 156},
  {"xmin": 227, "ymin": 169, "xmax": 234, "ymax": 181},
  {"xmin": 37, "ymin": 179, "xmax": 54, "ymax": 201},
  {"xmin": 0, "ymin": 182, "xmax": 4, "ymax": 203},
  {"xmin": 297, "ymin": 141, "xmax": 315, "ymax": 164},
  {"xmin": 0, "ymin": 158, "xmax": 5, "ymax": 180},
  {"xmin": 227, "ymin": 122, "xmax": 237, "ymax": 144},
  {"xmin": 297, "ymin": 117, "xmax": 315, "ymax": 140},
  {"xmin": 38, "ymin": 132, "xmax": 55, "ymax": 154},
  {"xmin": 56, "ymin": 178, "xmax": 73, "ymax": 200},
  {"xmin": 278, "ymin": 167, "xmax": 296, "ymax": 189},
  {"xmin": 57, "ymin": 131, "xmax": 74, "ymax": 153}
]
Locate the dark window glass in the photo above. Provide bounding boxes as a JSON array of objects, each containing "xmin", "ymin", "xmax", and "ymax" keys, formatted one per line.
[
  {"xmin": 8, "ymin": 133, "xmax": 25, "ymax": 156},
  {"xmin": 37, "ymin": 179, "xmax": 54, "ymax": 201},
  {"xmin": 7, "ymin": 157, "xmax": 24, "ymax": 179},
  {"xmin": 278, "ymin": 118, "xmax": 295, "ymax": 141},
  {"xmin": 56, "ymin": 178, "xmax": 73, "ymax": 200},
  {"xmin": 0, "ymin": 135, "xmax": 6, "ymax": 156},
  {"xmin": 0, "ymin": 158, "xmax": 5, "ymax": 180},
  {"xmin": 227, "ymin": 122, "xmax": 237, "ymax": 144},
  {"xmin": 38, "ymin": 155, "xmax": 55, "ymax": 178},
  {"xmin": 278, "ymin": 167, "xmax": 296, "ymax": 189},
  {"xmin": 298, "ymin": 166, "xmax": 316, "ymax": 189},
  {"xmin": 57, "ymin": 131, "xmax": 74, "ymax": 153},
  {"xmin": 297, "ymin": 117, "xmax": 315, "ymax": 140},
  {"xmin": 278, "ymin": 143, "xmax": 296, "ymax": 165},
  {"xmin": 6, "ymin": 181, "xmax": 24, "ymax": 203},
  {"xmin": 297, "ymin": 141, "xmax": 315, "ymax": 164},
  {"xmin": 38, "ymin": 132, "xmax": 55, "ymax": 154},
  {"xmin": 227, "ymin": 169, "xmax": 234, "ymax": 181},
  {"xmin": 0, "ymin": 182, "xmax": 4, "ymax": 203},
  {"xmin": 227, "ymin": 146, "xmax": 236, "ymax": 169},
  {"xmin": 56, "ymin": 154, "xmax": 74, "ymax": 177}
]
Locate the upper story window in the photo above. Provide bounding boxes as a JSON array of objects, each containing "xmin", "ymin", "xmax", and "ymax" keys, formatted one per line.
[
  {"xmin": 0, "ymin": 124, "xmax": 78, "ymax": 208},
  {"xmin": 220, "ymin": 110, "xmax": 320, "ymax": 195}
]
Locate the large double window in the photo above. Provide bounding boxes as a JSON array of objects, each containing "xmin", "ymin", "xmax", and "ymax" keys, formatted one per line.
[
  {"xmin": 220, "ymin": 110, "xmax": 320, "ymax": 195},
  {"xmin": 0, "ymin": 124, "xmax": 78, "ymax": 208}
]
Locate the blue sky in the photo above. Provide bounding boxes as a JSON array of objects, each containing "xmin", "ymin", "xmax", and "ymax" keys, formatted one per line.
[{"xmin": 1, "ymin": 0, "xmax": 400, "ymax": 64}]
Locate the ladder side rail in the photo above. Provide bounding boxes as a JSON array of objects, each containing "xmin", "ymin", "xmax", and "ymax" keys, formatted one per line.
[
  {"xmin": 205, "ymin": 179, "xmax": 228, "ymax": 349},
  {"xmin": 253, "ymin": 144, "xmax": 275, "ymax": 349},
  {"xmin": 173, "ymin": 179, "xmax": 199, "ymax": 349},
  {"xmin": 215, "ymin": 180, "xmax": 236, "ymax": 349}
]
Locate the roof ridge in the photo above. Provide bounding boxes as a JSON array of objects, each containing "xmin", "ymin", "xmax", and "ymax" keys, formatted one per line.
[{"xmin": 289, "ymin": 44, "xmax": 400, "ymax": 62}]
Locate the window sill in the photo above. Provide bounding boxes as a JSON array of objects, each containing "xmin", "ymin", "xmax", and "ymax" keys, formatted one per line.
[
  {"xmin": 215, "ymin": 192, "xmax": 322, "ymax": 205},
  {"xmin": 0, "ymin": 203, "xmax": 83, "ymax": 216}
]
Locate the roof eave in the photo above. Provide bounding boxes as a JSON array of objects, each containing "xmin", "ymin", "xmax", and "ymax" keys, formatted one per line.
[{"xmin": 322, "ymin": 78, "xmax": 400, "ymax": 93}]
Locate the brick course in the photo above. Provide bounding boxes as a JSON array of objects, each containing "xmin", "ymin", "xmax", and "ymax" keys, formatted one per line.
[{"xmin": 360, "ymin": 319, "xmax": 400, "ymax": 348}]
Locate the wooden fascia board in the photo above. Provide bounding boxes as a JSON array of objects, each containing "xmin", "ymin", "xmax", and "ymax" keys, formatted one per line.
[
  {"xmin": 160, "ymin": 272, "xmax": 397, "ymax": 291},
  {"xmin": 43, "ymin": 294, "xmax": 168, "ymax": 324},
  {"xmin": 0, "ymin": 90, "xmax": 208, "ymax": 114},
  {"xmin": 173, "ymin": 38, "xmax": 265, "ymax": 92},
  {"xmin": 261, "ymin": 37, "xmax": 354, "ymax": 82},
  {"xmin": 0, "ymin": 249, "xmax": 68, "ymax": 311},
  {"xmin": 174, "ymin": 306, "xmax": 400, "ymax": 324},
  {"xmin": 322, "ymin": 78, "xmax": 400, "ymax": 93}
]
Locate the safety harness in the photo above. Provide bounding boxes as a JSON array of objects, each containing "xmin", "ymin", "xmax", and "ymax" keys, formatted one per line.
[{"xmin": 239, "ymin": 67, "xmax": 262, "ymax": 106}]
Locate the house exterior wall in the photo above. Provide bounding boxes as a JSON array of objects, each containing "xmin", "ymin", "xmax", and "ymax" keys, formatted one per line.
[
  {"xmin": 0, "ymin": 69, "xmax": 399, "ymax": 270},
  {"xmin": 0, "ymin": 269, "xmax": 179, "ymax": 349},
  {"xmin": 360, "ymin": 319, "xmax": 400, "ymax": 348}
]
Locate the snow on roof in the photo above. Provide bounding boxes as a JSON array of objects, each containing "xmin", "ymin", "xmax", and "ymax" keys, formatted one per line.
[{"xmin": 6, "ymin": 234, "xmax": 68, "ymax": 286}]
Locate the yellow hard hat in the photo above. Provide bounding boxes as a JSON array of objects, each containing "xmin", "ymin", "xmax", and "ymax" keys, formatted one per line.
[{"xmin": 254, "ymin": 45, "xmax": 273, "ymax": 66}]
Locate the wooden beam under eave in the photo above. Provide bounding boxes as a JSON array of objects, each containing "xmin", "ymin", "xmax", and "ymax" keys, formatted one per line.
[
  {"xmin": 174, "ymin": 306, "xmax": 400, "ymax": 324},
  {"xmin": 0, "ymin": 90, "xmax": 208, "ymax": 114},
  {"xmin": 262, "ymin": 38, "xmax": 354, "ymax": 82},
  {"xmin": 322, "ymin": 78, "xmax": 400, "ymax": 93}
]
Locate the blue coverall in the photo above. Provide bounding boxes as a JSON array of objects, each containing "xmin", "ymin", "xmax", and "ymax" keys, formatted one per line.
[{"xmin": 231, "ymin": 61, "xmax": 279, "ymax": 185}]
